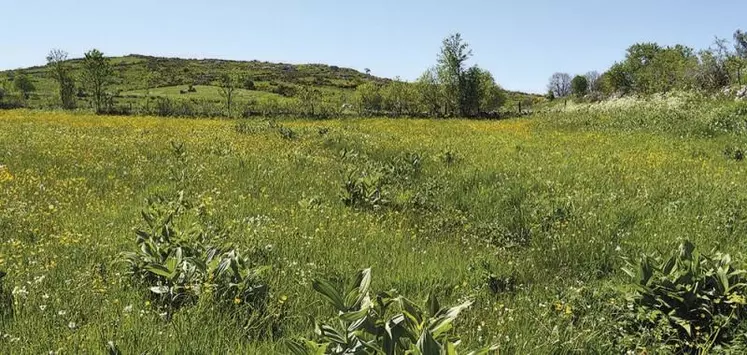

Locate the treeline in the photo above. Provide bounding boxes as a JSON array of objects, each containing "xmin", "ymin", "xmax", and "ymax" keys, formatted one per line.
[
  {"xmin": 0, "ymin": 33, "xmax": 521, "ymax": 119},
  {"xmin": 548, "ymin": 29, "xmax": 747, "ymax": 100}
]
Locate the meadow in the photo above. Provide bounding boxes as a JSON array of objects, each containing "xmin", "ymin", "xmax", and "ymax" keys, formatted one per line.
[{"xmin": 2, "ymin": 100, "xmax": 747, "ymax": 353}]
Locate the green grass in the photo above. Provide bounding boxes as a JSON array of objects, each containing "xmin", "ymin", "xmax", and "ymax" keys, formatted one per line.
[{"xmin": 2, "ymin": 102, "xmax": 747, "ymax": 353}]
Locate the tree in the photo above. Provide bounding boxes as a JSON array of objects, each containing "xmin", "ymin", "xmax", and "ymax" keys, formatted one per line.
[
  {"xmin": 696, "ymin": 38, "xmax": 732, "ymax": 91},
  {"xmin": 585, "ymin": 71, "xmax": 601, "ymax": 93},
  {"xmin": 354, "ymin": 82, "xmax": 383, "ymax": 115},
  {"xmin": 547, "ymin": 73, "xmax": 571, "ymax": 97},
  {"xmin": 13, "ymin": 71, "xmax": 36, "ymax": 100},
  {"xmin": 437, "ymin": 33, "xmax": 472, "ymax": 116},
  {"xmin": 476, "ymin": 69, "xmax": 505, "ymax": 114},
  {"xmin": 46, "ymin": 49, "xmax": 76, "ymax": 109},
  {"xmin": 381, "ymin": 78, "xmax": 417, "ymax": 116},
  {"xmin": 603, "ymin": 63, "xmax": 633, "ymax": 94},
  {"xmin": 364, "ymin": 68, "xmax": 371, "ymax": 75},
  {"xmin": 82, "ymin": 49, "xmax": 113, "ymax": 113},
  {"xmin": 571, "ymin": 75, "xmax": 589, "ymax": 97},
  {"xmin": 415, "ymin": 68, "xmax": 442, "ymax": 116},
  {"xmin": 218, "ymin": 72, "xmax": 241, "ymax": 117},
  {"xmin": 734, "ymin": 30, "xmax": 747, "ymax": 85},
  {"xmin": 460, "ymin": 66, "xmax": 482, "ymax": 117}
]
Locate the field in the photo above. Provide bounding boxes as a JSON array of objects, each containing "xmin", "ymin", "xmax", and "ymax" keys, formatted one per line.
[{"xmin": 2, "ymin": 101, "xmax": 747, "ymax": 353}]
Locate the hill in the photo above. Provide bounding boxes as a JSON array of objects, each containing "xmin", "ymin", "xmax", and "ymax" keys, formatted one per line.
[
  {"xmin": 0, "ymin": 54, "xmax": 542, "ymax": 116},
  {"xmin": 0, "ymin": 55, "xmax": 386, "ymax": 109}
]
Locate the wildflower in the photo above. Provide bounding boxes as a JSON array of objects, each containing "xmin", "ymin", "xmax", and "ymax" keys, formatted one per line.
[
  {"xmin": 234, "ymin": 297, "xmax": 242, "ymax": 305},
  {"xmin": 57, "ymin": 310, "xmax": 67, "ymax": 316},
  {"xmin": 0, "ymin": 165, "xmax": 13, "ymax": 182},
  {"xmin": 39, "ymin": 305, "xmax": 47, "ymax": 311},
  {"xmin": 67, "ymin": 321, "xmax": 77, "ymax": 330},
  {"xmin": 123, "ymin": 305, "xmax": 133, "ymax": 313}
]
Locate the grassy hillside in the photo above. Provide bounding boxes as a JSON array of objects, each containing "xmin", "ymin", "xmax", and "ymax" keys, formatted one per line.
[
  {"xmin": 0, "ymin": 55, "xmax": 542, "ymax": 116},
  {"xmin": 2, "ymin": 98, "xmax": 747, "ymax": 352},
  {"xmin": 0, "ymin": 55, "xmax": 386, "ymax": 109}
]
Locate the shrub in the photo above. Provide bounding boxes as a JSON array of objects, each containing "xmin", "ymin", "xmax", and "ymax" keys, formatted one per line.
[
  {"xmin": 286, "ymin": 268, "xmax": 496, "ymax": 355},
  {"xmin": 620, "ymin": 241, "xmax": 747, "ymax": 353}
]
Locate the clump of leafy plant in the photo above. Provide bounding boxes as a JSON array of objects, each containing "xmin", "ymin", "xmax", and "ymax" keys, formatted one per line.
[
  {"xmin": 620, "ymin": 241, "xmax": 747, "ymax": 353},
  {"xmin": 278, "ymin": 125, "xmax": 298, "ymax": 140},
  {"xmin": 117, "ymin": 192, "xmax": 270, "ymax": 321},
  {"xmin": 235, "ymin": 121, "xmax": 267, "ymax": 135},
  {"xmin": 437, "ymin": 149, "xmax": 460, "ymax": 166},
  {"xmin": 724, "ymin": 146, "xmax": 745, "ymax": 161},
  {"xmin": 287, "ymin": 268, "xmax": 496, "ymax": 355},
  {"xmin": 340, "ymin": 169, "xmax": 386, "ymax": 210}
]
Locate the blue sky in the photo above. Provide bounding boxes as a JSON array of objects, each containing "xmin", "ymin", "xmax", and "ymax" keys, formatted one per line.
[{"xmin": 3, "ymin": 0, "xmax": 746, "ymax": 93}]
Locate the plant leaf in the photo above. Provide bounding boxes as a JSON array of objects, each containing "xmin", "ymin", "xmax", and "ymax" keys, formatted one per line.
[
  {"xmin": 416, "ymin": 328, "xmax": 442, "ymax": 355},
  {"xmin": 313, "ymin": 279, "xmax": 346, "ymax": 311}
]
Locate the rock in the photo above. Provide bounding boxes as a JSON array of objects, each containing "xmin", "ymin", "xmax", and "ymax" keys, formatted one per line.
[{"xmin": 737, "ymin": 86, "xmax": 747, "ymax": 99}]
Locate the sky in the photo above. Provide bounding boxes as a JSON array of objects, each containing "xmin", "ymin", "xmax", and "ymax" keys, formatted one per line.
[{"xmin": 2, "ymin": 0, "xmax": 746, "ymax": 93}]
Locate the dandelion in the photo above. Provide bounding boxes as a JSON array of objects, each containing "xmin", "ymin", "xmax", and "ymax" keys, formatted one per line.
[{"xmin": 233, "ymin": 297, "xmax": 242, "ymax": 305}]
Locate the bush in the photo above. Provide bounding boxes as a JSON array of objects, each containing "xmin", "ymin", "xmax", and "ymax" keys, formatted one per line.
[
  {"xmin": 286, "ymin": 268, "xmax": 496, "ymax": 355},
  {"xmin": 620, "ymin": 241, "xmax": 747, "ymax": 353}
]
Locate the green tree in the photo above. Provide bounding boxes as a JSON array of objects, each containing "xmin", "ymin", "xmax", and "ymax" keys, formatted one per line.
[
  {"xmin": 218, "ymin": 72, "xmax": 241, "ymax": 117},
  {"xmin": 82, "ymin": 49, "xmax": 113, "ymax": 113},
  {"xmin": 46, "ymin": 49, "xmax": 76, "ymax": 109},
  {"xmin": 603, "ymin": 62, "xmax": 633, "ymax": 95},
  {"xmin": 460, "ymin": 66, "xmax": 482, "ymax": 117},
  {"xmin": 415, "ymin": 68, "xmax": 442, "ymax": 116},
  {"xmin": 381, "ymin": 78, "xmax": 417, "ymax": 116},
  {"xmin": 13, "ymin": 71, "xmax": 36, "ymax": 100},
  {"xmin": 437, "ymin": 33, "xmax": 472, "ymax": 116},
  {"xmin": 477, "ymin": 69, "xmax": 505, "ymax": 113},
  {"xmin": 354, "ymin": 82, "xmax": 382, "ymax": 115},
  {"xmin": 571, "ymin": 75, "xmax": 589, "ymax": 97}
]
